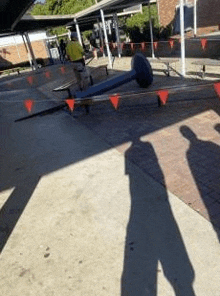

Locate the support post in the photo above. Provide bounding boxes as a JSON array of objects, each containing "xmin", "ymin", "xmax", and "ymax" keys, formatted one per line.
[
  {"xmin": 148, "ymin": 3, "xmax": 155, "ymax": 59},
  {"xmin": 23, "ymin": 32, "xmax": 38, "ymax": 70},
  {"xmin": 21, "ymin": 34, "xmax": 34, "ymax": 70},
  {"xmin": 180, "ymin": 0, "xmax": 186, "ymax": 77},
  {"xmin": 97, "ymin": 18, "xmax": 105, "ymax": 57},
  {"xmin": 194, "ymin": 0, "xmax": 197, "ymax": 37},
  {"xmin": 13, "ymin": 36, "xmax": 22, "ymax": 63},
  {"xmin": 113, "ymin": 13, "xmax": 121, "ymax": 58},
  {"xmin": 75, "ymin": 19, "xmax": 83, "ymax": 46},
  {"xmin": 100, "ymin": 9, "xmax": 113, "ymax": 69}
]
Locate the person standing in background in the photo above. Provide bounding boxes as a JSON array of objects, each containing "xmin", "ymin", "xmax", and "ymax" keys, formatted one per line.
[
  {"xmin": 59, "ymin": 39, "xmax": 66, "ymax": 63},
  {"xmin": 66, "ymin": 32, "xmax": 89, "ymax": 91}
]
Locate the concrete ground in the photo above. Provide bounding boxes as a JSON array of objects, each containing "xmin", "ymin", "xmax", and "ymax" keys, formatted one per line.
[{"xmin": 0, "ymin": 57, "xmax": 220, "ymax": 295}]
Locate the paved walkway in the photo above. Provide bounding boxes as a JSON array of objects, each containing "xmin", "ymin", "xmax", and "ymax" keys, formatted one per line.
[{"xmin": 0, "ymin": 59, "xmax": 220, "ymax": 295}]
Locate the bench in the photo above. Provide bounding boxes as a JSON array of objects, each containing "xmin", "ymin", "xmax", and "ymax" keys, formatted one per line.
[
  {"xmin": 53, "ymin": 80, "xmax": 77, "ymax": 97},
  {"xmin": 192, "ymin": 59, "xmax": 220, "ymax": 78},
  {"xmin": 90, "ymin": 64, "xmax": 108, "ymax": 76},
  {"xmin": 53, "ymin": 64, "xmax": 109, "ymax": 95},
  {"xmin": 150, "ymin": 58, "xmax": 180, "ymax": 77},
  {"xmin": 53, "ymin": 64, "xmax": 109, "ymax": 113}
]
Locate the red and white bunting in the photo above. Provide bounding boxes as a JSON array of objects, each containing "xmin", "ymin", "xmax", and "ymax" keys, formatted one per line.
[
  {"xmin": 45, "ymin": 71, "xmax": 51, "ymax": 78},
  {"xmin": 214, "ymin": 82, "xmax": 220, "ymax": 99},
  {"xmin": 27, "ymin": 76, "xmax": 34, "ymax": 85},
  {"xmin": 60, "ymin": 66, "xmax": 65, "ymax": 74},
  {"xmin": 24, "ymin": 99, "xmax": 34, "ymax": 113},
  {"xmin": 201, "ymin": 38, "xmax": 207, "ymax": 50},
  {"xmin": 65, "ymin": 98, "xmax": 75, "ymax": 112},
  {"xmin": 169, "ymin": 39, "xmax": 174, "ymax": 49},
  {"xmin": 156, "ymin": 90, "xmax": 169, "ymax": 105},
  {"xmin": 153, "ymin": 42, "xmax": 158, "ymax": 50},
  {"xmin": 109, "ymin": 94, "xmax": 120, "ymax": 110}
]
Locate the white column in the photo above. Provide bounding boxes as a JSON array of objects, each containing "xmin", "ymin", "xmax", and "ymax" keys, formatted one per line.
[
  {"xmin": 194, "ymin": 0, "xmax": 197, "ymax": 37},
  {"xmin": 100, "ymin": 9, "xmax": 113, "ymax": 69},
  {"xmin": 180, "ymin": 0, "xmax": 186, "ymax": 77},
  {"xmin": 13, "ymin": 36, "xmax": 22, "ymax": 63},
  {"xmin": 97, "ymin": 18, "xmax": 105, "ymax": 57},
  {"xmin": 148, "ymin": 3, "xmax": 155, "ymax": 59},
  {"xmin": 113, "ymin": 13, "xmax": 121, "ymax": 58},
  {"xmin": 23, "ymin": 32, "xmax": 38, "ymax": 70},
  {"xmin": 75, "ymin": 19, "xmax": 83, "ymax": 46}
]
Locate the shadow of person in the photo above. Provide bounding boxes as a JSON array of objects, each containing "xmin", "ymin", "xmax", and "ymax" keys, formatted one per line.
[
  {"xmin": 180, "ymin": 125, "xmax": 220, "ymax": 241},
  {"xmin": 121, "ymin": 137, "xmax": 195, "ymax": 296},
  {"xmin": 0, "ymin": 174, "xmax": 40, "ymax": 252},
  {"xmin": 214, "ymin": 123, "xmax": 220, "ymax": 134}
]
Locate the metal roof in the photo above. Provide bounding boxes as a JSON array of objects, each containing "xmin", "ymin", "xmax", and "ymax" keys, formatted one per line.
[
  {"xmin": 0, "ymin": 0, "xmax": 151, "ymax": 34},
  {"xmin": 72, "ymin": 0, "xmax": 150, "ymax": 24},
  {"xmin": 14, "ymin": 15, "xmax": 77, "ymax": 32},
  {"xmin": 0, "ymin": 0, "xmax": 34, "ymax": 32}
]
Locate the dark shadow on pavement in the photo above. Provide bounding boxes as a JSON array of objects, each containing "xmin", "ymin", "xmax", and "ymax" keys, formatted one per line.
[
  {"xmin": 0, "ymin": 175, "xmax": 40, "ymax": 252},
  {"xmin": 121, "ymin": 137, "xmax": 195, "ymax": 296},
  {"xmin": 180, "ymin": 126, "xmax": 220, "ymax": 240}
]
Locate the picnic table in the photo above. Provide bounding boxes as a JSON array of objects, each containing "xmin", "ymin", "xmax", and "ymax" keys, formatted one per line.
[
  {"xmin": 150, "ymin": 58, "xmax": 180, "ymax": 77},
  {"xmin": 192, "ymin": 59, "xmax": 220, "ymax": 78}
]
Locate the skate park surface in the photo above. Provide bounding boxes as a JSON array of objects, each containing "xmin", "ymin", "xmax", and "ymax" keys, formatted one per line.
[{"xmin": 0, "ymin": 57, "xmax": 220, "ymax": 295}]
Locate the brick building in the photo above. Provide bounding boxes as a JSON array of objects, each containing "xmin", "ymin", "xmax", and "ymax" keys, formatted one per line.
[
  {"xmin": 157, "ymin": 0, "xmax": 220, "ymax": 36},
  {"xmin": 0, "ymin": 31, "xmax": 49, "ymax": 69}
]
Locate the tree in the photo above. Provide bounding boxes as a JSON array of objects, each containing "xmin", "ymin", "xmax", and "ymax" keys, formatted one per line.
[
  {"xmin": 31, "ymin": 0, "xmax": 96, "ymax": 15},
  {"xmin": 31, "ymin": 0, "xmax": 97, "ymax": 36},
  {"xmin": 122, "ymin": 5, "xmax": 160, "ymax": 42}
]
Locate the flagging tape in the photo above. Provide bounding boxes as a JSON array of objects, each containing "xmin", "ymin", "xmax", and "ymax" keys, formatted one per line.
[
  {"xmin": 105, "ymin": 38, "xmax": 211, "ymax": 54},
  {"xmin": 156, "ymin": 90, "xmax": 169, "ymax": 105},
  {"xmin": 60, "ymin": 66, "xmax": 65, "ymax": 74},
  {"xmin": 214, "ymin": 82, "xmax": 220, "ymax": 99},
  {"xmin": 65, "ymin": 98, "xmax": 75, "ymax": 112},
  {"xmin": 153, "ymin": 42, "xmax": 158, "ymax": 50},
  {"xmin": 24, "ymin": 99, "xmax": 34, "ymax": 113},
  {"xmin": 27, "ymin": 76, "xmax": 34, "ymax": 85},
  {"xmin": 169, "ymin": 40, "xmax": 174, "ymax": 49},
  {"xmin": 201, "ymin": 38, "xmax": 207, "ymax": 50},
  {"xmin": 13, "ymin": 81, "xmax": 220, "ymax": 116},
  {"xmin": 109, "ymin": 94, "xmax": 120, "ymax": 110},
  {"xmin": 45, "ymin": 71, "xmax": 51, "ymax": 78}
]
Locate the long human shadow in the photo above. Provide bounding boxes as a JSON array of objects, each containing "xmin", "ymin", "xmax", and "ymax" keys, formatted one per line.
[
  {"xmin": 180, "ymin": 126, "xmax": 220, "ymax": 241},
  {"xmin": 121, "ymin": 137, "xmax": 195, "ymax": 296}
]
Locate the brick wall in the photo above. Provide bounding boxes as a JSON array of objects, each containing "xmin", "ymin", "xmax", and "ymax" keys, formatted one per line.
[
  {"xmin": 0, "ymin": 39, "xmax": 49, "ymax": 68},
  {"xmin": 157, "ymin": 0, "xmax": 177, "ymax": 28},
  {"xmin": 157, "ymin": 0, "xmax": 220, "ymax": 35}
]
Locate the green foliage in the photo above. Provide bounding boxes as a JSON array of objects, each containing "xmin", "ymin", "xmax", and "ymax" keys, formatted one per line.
[
  {"xmin": 31, "ymin": 0, "xmax": 96, "ymax": 16},
  {"xmin": 82, "ymin": 30, "xmax": 93, "ymax": 41},
  {"xmin": 126, "ymin": 5, "xmax": 159, "ymax": 30},
  {"xmin": 31, "ymin": 3, "xmax": 47, "ymax": 15},
  {"xmin": 48, "ymin": 26, "xmax": 68, "ymax": 36},
  {"xmin": 121, "ymin": 4, "xmax": 161, "ymax": 42},
  {"xmin": 31, "ymin": 0, "xmax": 96, "ymax": 36}
]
